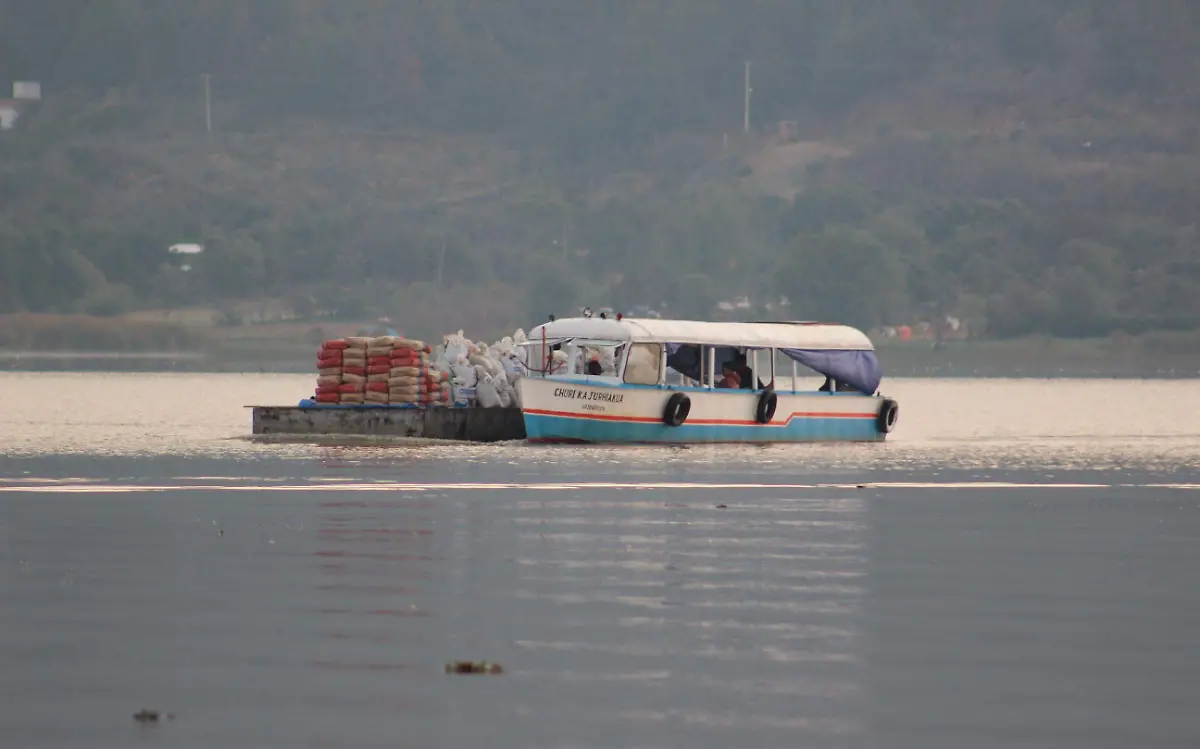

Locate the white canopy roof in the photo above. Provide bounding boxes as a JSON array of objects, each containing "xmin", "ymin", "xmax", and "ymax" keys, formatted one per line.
[{"xmin": 525, "ymin": 317, "xmax": 875, "ymax": 351}]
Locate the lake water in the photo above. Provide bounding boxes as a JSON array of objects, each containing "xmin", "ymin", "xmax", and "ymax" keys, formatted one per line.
[{"xmin": 2, "ymin": 373, "xmax": 1200, "ymax": 749}]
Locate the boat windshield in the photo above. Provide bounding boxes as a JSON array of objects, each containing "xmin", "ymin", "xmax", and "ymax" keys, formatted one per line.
[{"xmin": 519, "ymin": 338, "xmax": 626, "ymax": 377}]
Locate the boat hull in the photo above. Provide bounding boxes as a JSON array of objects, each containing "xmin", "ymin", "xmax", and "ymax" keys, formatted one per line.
[{"xmin": 518, "ymin": 377, "xmax": 887, "ymax": 444}]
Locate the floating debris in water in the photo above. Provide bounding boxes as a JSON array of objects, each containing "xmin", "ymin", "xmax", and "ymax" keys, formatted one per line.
[
  {"xmin": 715, "ymin": 504, "xmax": 728, "ymax": 509},
  {"xmin": 445, "ymin": 660, "xmax": 504, "ymax": 675},
  {"xmin": 133, "ymin": 709, "xmax": 174, "ymax": 723}
]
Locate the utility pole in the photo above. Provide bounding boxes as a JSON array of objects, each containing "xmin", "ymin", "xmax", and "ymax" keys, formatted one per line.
[
  {"xmin": 561, "ymin": 205, "xmax": 570, "ymax": 259},
  {"xmin": 743, "ymin": 61, "xmax": 752, "ymax": 133},
  {"xmin": 202, "ymin": 74, "xmax": 212, "ymax": 137},
  {"xmin": 436, "ymin": 235, "xmax": 446, "ymax": 290}
]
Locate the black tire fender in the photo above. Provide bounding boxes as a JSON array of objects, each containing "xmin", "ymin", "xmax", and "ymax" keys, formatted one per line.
[
  {"xmin": 755, "ymin": 388, "xmax": 778, "ymax": 424},
  {"xmin": 876, "ymin": 398, "xmax": 899, "ymax": 433},
  {"xmin": 662, "ymin": 392, "xmax": 691, "ymax": 427}
]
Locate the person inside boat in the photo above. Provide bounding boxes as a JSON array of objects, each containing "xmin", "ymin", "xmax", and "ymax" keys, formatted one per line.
[
  {"xmin": 586, "ymin": 358, "xmax": 603, "ymax": 376},
  {"xmin": 717, "ymin": 362, "xmax": 741, "ymax": 389},
  {"xmin": 732, "ymin": 352, "xmax": 765, "ymax": 390}
]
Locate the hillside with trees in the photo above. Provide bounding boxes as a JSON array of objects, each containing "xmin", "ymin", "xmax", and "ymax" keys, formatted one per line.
[{"xmin": 2, "ymin": 0, "xmax": 1200, "ymax": 349}]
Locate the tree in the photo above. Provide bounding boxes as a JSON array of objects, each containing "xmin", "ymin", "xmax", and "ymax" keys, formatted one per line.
[{"xmin": 777, "ymin": 226, "xmax": 910, "ymax": 329}]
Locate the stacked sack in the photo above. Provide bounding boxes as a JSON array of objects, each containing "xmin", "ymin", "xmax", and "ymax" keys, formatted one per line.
[
  {"xmin": 440, "ymin": 331, "xmax": 477, "ymax": 406},
  {"xmin": 381, "ymin": 337, "xmax": 451, "ymax": 407},
  {"xmin": 434, "ymin": 329, "xmax": 531, "ymax": 408},
  {"xmin": 312, "ymin": 328, "xmax": 548, "ymax": 408},
  {"xmin": 314, "ymin": 337, "xmax": 372, "ymax": 404},
  {"xmin": 363, "ymin": 337, "xmax": 398, "ymax": 405}
]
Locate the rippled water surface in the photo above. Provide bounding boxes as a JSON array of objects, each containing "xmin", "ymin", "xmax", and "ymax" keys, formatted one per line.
[{"xmin": 2, "ymin": 374, "xmax": 1200, "ymax": 748}]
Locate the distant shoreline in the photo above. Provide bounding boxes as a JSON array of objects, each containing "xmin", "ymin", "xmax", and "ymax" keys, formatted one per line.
[{"xmin": 0, "ymin": 350, "xmax": 206, "ymax": 360}]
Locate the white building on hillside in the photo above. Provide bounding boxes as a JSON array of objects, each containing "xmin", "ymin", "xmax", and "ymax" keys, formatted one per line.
[
  {"xmin": 13, "ymin": 81, "xmax": 40, "ymax": 101},
  {"xmin": 1, "ymin": 81, "xmax": 41, "ymax": 130},
  {"xmin": 0, "ymin": 100, "xmax": 24, "ymax": 130}
]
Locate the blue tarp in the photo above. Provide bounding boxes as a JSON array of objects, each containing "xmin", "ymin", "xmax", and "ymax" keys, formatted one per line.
[{"xmin": 780, "ymin": 348, "xmax": 882, "ymax": 395}]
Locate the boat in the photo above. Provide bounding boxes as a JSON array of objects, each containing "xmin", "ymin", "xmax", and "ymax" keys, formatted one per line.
[{"xmin": 515, "ymin": 317, "xmax": 899, "ymax": 443}]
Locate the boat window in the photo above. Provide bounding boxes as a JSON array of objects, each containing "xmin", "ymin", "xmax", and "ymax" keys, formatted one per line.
[
  {"xmin": 666, "ymin": 344, "xmax": 754, "ymax": 387},
  {"xmin": 520, "ymin": 338, "xmax": 571, "ymax": 377},
  {"xmin": 760, "ymin": 349, "xmax": 777, "ymax": 389},
  {"xmin": 715, "ymin": 347, "xmax": 764, "ymax": 391},
  {"xmin": 664, "ymin": 368, "xmax": 690, "ymax": 386},
  {"xmin": 575, "ymin": 341, "xmax": 623, "ymax": 376},
  {"xmin": 522, "ymin": 338, "xmax": 625, "ymax": 377},
  {"xmin": 562, "ymin": 341, "xmax": 582, "ymax": 375},
  {"xmin": 665, "ymin": 343, "xmax": 703, "ymax": 385},
  {"xmin": 623, "ymin": 342, "xmax": 662, "ymax": 385},
  {"xmin": 773, "ymin": 350, "xmax": 808, "ymax": 392},
  {"xmin": 747, "ymin": 349, "xmax": 776, "ymax": 391}
]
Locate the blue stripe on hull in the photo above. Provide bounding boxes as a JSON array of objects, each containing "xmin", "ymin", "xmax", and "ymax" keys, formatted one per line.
[{"xmin": 523, "ymin": 413, "xmax": 885, "ymax": 444}]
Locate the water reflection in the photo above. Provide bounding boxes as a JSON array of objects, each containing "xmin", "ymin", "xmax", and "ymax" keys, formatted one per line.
[
  {"xmin": 3, "ymin": 476, "xmax": 1200, "ymax": 747},
  {"xmin": 504, "ymin": 490, "xmax": 869, "ymax": 745},
  {"xmin": 865, "ymin": 488, "xmax": 1200, "ymax": 749},
  {"xmin": 3, "ymin": 374, "xmax": 1200, "ymax": 747},
  {"xmin": 2, "ymin": 375, "xmax": 1200, "ymax": 475}
]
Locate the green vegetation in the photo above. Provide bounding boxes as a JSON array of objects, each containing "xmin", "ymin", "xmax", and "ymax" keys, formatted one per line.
[
  {"xmin": 0, "ymin": 313, "xmax": 201, "ymax": 351},
  {"xmin": 2, "ymin": 1, "xmax": 1200, "ymax": 346}
]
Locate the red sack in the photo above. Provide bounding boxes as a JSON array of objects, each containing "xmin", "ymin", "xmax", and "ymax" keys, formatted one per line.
[
  {"xmin": 367, "ymin": 364, "xmax": 391, "ymax": 375},
  {"xmin": 366, "ymin": 381, "xmax": 389, "ymax": 393},
  {"xmin": 322, "ymin": 340, "xmax": 350, "ymax": 350},
  {"xmin": 342, "ymin": 365, "xmax": 367, "ymax": 376},
  {"xmin": 315, "ymin": 392, "xmax": 340, "ymax": 403},
  {"xmin": 338, "ymin": 382, "xmax": 366, "ymax": 394},
  {"xmin": 315, "ymin": 385, "xmax": 340, "ymax": 395},
  {"xmin": 368, "ymin": 356, "xmax": 391, "ymax": 367},
  {"xmin": 317, "ymin": 355, "xmax": 342, "ymax": 368}
]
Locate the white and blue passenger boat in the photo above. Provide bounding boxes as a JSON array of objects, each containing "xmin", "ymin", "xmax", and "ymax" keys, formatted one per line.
[{"xmin": 517, "ymin": 317, "xmax": 898, "ymax": 444}]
